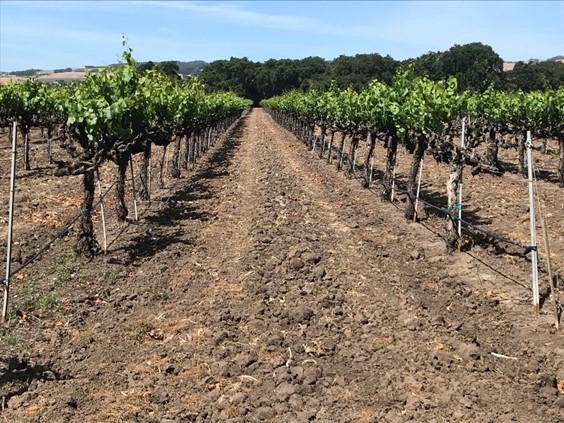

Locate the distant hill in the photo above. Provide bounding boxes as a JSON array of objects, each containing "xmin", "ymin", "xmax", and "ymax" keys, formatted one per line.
[
  {"xmin": 503, "ymin": 55, "xmax": 564, "ymax": 71},
  {"xmin": 177, "ymin": 60, "xmax": 208, "ymax": 76},
  {"xmin": 2, "ymin": 60, "xmax": 208, "ymax": 79},
  {"xmin": 1, "ymin": 59, "xmax": 209, "ymax": 84}
]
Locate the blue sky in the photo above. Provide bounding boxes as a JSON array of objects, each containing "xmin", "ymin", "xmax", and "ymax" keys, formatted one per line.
[{"xmin": 1, "ymin": 1, "xmax": 563, "ymax": 72}]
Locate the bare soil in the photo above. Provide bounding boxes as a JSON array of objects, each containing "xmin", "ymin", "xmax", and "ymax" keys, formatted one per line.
[{"xmin": 1, "ymin": 109, "xmax": 563, "ymax": 423}]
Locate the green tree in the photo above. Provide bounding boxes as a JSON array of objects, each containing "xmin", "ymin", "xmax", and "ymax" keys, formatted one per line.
[
  {"xmin": 505, "ymin": 60, "xmax": 564, "ymax": 91},
  {"xmin": 407, "ymin": 51, "xmax": 444, "ymax": 80},
  {"xmin": 328, "ymin": 53, "xmax": 399, "ymax": 90},
  {"xmin": 199, "ymin": 57, "xmax": 260, "ymax": 104},
  {"xmin": 440, "ymin": 42, "xmax": 504, "ymax": 92}
]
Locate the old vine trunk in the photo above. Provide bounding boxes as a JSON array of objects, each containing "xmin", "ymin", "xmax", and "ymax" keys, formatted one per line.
[
  {"xmin": 446, "ymin": 148, "xmax": 464, "ymax": 251},
  {"xmin": 363, "ymin": 132, "xmax": 376, "ymax": 188},
  {"xmin": 139, "ymin": 143, "xmax": 151, "ymax": 201},
  {"xmin": 115, "ymin": 153, "xmax": 129, "ymax": 221},
  {"xmin": 75, "ymin": 171, "xmax": 99, "ymax": 257},
  {"xmin": 383, "ymin": 135, "xmax": 398, "ymax": 200},
  {"xmin": 405, "ymin": 135, "xmax": 427, "ymax": 221}
]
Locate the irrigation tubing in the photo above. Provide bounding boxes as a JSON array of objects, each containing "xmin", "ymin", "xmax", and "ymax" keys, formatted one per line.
[
  {"xmin": 4, "ymin": 115, "xmax": 241, "ymax": 280},
  {"xmin": 309, "ymin": 134, "xmax": 536, "ymax": 254},
  {"xmin": 8, "ymin": 178, "xmax": 119, "ymax": 278}
]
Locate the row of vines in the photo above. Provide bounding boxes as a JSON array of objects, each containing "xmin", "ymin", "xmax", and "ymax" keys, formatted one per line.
[
  {"xmin": 0, "ymin": 45, "xmax": 252, "ymax": 257},
  {"xmin": 261, "ymin": 70, "xmax": 564, "ymax": 251}
]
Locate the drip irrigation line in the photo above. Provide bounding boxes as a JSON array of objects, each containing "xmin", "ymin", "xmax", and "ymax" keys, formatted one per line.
[
  {"xmin": 7, "ymin": 155, "xmax": 167, "ymax": 279},
  {"xmin": 307, "ymin": 131, "xmax": 536, "ymax": 254},
  {"xmin": 7, "ymin": 178, "xmax": 119, "ymax": 278}
]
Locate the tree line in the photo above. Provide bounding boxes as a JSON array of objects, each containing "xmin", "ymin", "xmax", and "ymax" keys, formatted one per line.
[{"xmin": 198, "ymin": 42, "xmax": 564, "ymax": 105}]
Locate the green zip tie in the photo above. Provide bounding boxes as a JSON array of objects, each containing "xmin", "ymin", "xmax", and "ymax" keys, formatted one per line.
[{"xmin": 447, "ymin": 203, "xmax": 462, "ymax": 213}]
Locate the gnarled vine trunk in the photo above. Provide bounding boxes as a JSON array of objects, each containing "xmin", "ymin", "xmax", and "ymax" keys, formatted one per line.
[
  {"xmin": 446, "ymin": 148, "xmax": 464, "ymax": 251},
  {"xmin": 346, "ymin": 136, "xmax": 359, "ymax": 177},
  {"xmin": 517, "ymin": 132, "xmax": 526, "ymax": 177},
  {"xmin": 190, "ymin": 133, "xmax": 197, "ymax": 168},
  {"xmin": 171, "ymin": 135, "xmax": 182, "ymax": 178},
  {"xmin": 337, "ymin": 133, "xmax": 347, "ymax": 171},
  {"xmin": 139, "ymin": 142, "xmax": 151, "ymax": 201},
  {"xmin": 76, "ymin": 170, "xmax": 100, "ymax": 257},
  {"xmin": 182, "ymin": 133, "xmax": 191, "ymax": 170},
  {"xmin": 326, "ymin": 131, "xmax": 336, "ymax": 164},
  {"xmin": 483, "ymin": 127, "xmax": 503, "ymax": 173},
  {"xmin": 559, "ymin": 136, "xmax": 564, "ymax": 188},
  {"xmin": 22, "ymin": 125, "xmax": 30, "ymax": 170},
  {"xmin": 383, "ymin": 135, "xmax": 398, "ymax": 200},
  {"xmin": 405, "ymin": 134, "xmax": 427, "ymax": 221},
  {"xmin": 318, "ymin": 126, "xmax": 327, "ymax": 159},
  {"xmin": 363, "ymin": 132, "xmax": 376, "ymax": 188},
  {"xmin": 159, "ymin": 145, "xmax": 167, "ymax": 188},
  {"xmin": 47, "ymin": 127, "xmax": 53, "ymax": 164},
  {"xmin": 541, "ymin": 138, "xmax": 548, "ymax": 154},
  {"xmin": 115, "ymin": 152, "xmax": 129, "ymax": 221}
]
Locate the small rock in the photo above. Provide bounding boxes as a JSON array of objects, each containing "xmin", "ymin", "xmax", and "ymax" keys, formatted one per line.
[
  {"xmin": 275, "ymin": 382, "xmax": 296, "ymax": 401},
  {"xmin": 255, "ymin": 406, "xmax": 274, "ymax": 420},
  {"xmin": 216, "ymin": 395, "xmax": 230, "ymax": 410},
  {"xmin": 66, "ymin": 397, "xmax": 78, "ymax": 409},
  {"xmin": 288, "ymin": 258, "xmax": 305, "ymax": 270},
  {"xmin": 288, "ymin": 394, "xmax": 303, "ymax": 409},
  {"xmin": 303, "ymin": 367, "xmax": 320, "ymax": 385},
  {"xmin": 8, "ymin": 395, "xmax": 24, "ymax": 409},
  {"xmin": 302, "ymin": 252, "xmax": 321, "ymax": 264},
  {"xmin": 296, "ymin": 410, "xmax": 317, "ymax": 421},
  {"xmin": 213, "ymin": 331, "xmax": 230, "ymax": 346},
  {"xmin": 230, "ymin": 392, "xmax": 247, "ymax": 405},
  {"xmin": 291, "ymin": 366, "xmax": 304, "ymax": 381},
  {"xmin": 294, "ymin": 306, "xmax": 314, "ymax": 323},
  {"xmin": 274, "ymin": 366, "xmax": 292, "ymax": 382},
  {"xmin": 540, "ymin": 386, "xmax": 558, "ymax": 399},
  {"xmin": 312, "ymin": 266, "xmax": 326, "ymax": 279},
  {"xmin": 151, "ymin": 386, "xmax": 170, "ymax": 404},
  {"xmin": 553, "ymin": 397, "xmax": 564, "ymax": 408},
  {"xmin": 266, "ymin": 333, "xmax": 284, "ymax": 346},
  {"xmin": 235, "ymin": 351, "xmax": 258, "ymax": 368},
  {"xmin": 431, "ymin": 316, "xmax": 445, "ymax": 326},
  {"xmin": 455, "ymin": 341, "xmax": 480, "ymax": 361},
  {"xmin": 410, "ymin": 250, "xmax": 421, "ymax": 260}
]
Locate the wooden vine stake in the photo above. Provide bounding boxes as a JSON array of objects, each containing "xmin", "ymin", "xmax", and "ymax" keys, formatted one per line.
[
  {"xmin": 338, "ymin": 136, "xmax": 347, "ymax": 170},
  {"xmin": 458, "ymin": 118, "xmax": 466, "ymax": 252},
  {"xmin": 3, "ymin": 122, "xmax": 18, "ymax": 322},
  {"xmin": 526, "ymin": 131, "xmax": 540, "ymax": 312},
  {"xmin": 96, "ymin": 168, "xmax": 108, "ymax": 254}
]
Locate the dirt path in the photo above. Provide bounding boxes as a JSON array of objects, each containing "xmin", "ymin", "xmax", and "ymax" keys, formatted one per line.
[{"xmin": 2, "ymin": 109, "xmax": 563, "ymax": 422}]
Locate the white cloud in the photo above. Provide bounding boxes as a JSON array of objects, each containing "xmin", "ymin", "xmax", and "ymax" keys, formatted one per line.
[{"xmin": 134, "ymin": 1, "xmax": 314, "ymax": 30}]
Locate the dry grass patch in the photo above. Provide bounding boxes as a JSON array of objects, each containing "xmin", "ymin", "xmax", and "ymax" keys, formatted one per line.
[{"xmin": 90, "ymin": 388, "xmax": 157, "ymax": 423}]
